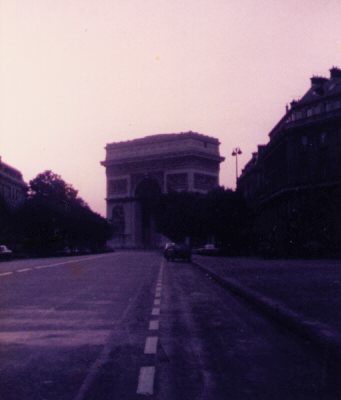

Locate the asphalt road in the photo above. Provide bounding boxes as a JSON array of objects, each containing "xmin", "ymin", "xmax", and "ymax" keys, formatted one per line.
[{"xmin": 0, "ymin": 252, "xmax": 338, "ymax": 399}]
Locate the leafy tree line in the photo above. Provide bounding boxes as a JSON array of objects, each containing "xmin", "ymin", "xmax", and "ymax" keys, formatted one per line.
[
  {"xmin": 153, "ymin": 185, "xmax": 341, "ymax": 258},
  {"xmin": 0, "ymin": 171, "xmax": 112, "ymax": 255},
  {"xmin": 155, "ymin": 187, "xmax": 252, "ymax": 255}
]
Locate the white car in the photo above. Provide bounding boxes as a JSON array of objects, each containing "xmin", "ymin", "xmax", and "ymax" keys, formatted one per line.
[
  {"xmin": 197, "ymin": 243, "xmax": 220, "ymax": 256},
  {"xmin": 0, "ymin": 245, "xmax": 13, "ymax": 260}
]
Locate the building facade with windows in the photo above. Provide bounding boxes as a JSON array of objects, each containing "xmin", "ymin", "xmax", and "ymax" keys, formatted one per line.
[
  {"xmin": 0, "ymin": 157, "xmax": 27, "ymax": 208},
  {"xmin": 238, "ymin": 67, "xmax": 341, "ymax": 257},
  {"xmin": 101, "ymin": 132, "xmax": 225, "ymax": 248}
]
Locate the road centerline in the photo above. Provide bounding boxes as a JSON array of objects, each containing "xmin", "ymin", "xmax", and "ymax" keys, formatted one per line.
[
  {"xmin": 144, "ymin": 336, "xmax": 158, "ymax": 354},
  {"xmin": 136, "ymin": 366, "xmax": 155, "ymax": 395},
  {"xmin": 152, "ymin": 307, "xmax": 160, "ymax": 316},
  {"xmin": 149, "ymin": 320, "xmax": 159, "ymax": 330}
]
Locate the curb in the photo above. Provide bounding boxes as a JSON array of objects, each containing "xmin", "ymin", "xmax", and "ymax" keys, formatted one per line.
[{"xmin": 192, "ymin": 260, "xmax": 341, "ymax": 361}]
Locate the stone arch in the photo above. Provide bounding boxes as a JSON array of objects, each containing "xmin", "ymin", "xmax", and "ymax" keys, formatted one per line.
[{"xmin": 102, "ymin": 132, "xmax": 224, "ymax": 248}]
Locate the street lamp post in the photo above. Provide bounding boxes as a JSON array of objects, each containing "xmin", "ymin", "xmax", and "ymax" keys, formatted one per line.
[{"xmin": 231, "ymin": 147, "xmax": 242, "ymax": 185}]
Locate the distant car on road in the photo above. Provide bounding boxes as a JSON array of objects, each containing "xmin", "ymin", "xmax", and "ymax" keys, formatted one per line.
[
  {"xmin": 164, "ymin": 243, "xmax": 191, "ymax": 262},
  {"xmin": 0, "ymin": 245, "xmax": 13, "ymax": 260}
]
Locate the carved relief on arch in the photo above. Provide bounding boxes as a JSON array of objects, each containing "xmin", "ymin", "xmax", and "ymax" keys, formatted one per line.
[{"xmin": 111, "ymin": 205, "xmax": 125, "ymax": 237}]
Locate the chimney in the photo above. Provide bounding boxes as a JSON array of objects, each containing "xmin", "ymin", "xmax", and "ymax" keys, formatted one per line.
[
  {"xmin": 310, "ymin": 76, "xmax": 328, "ymax": 96},
  {"xmin": 330, "ymin": 67, "xmax": 341, "ymax": 79},
  {"xmin": 310, "ymin": 76, "xmax": 328, "ymax": 86}
]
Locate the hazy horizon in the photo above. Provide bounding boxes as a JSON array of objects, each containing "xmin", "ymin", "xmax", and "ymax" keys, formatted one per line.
[{"xmin": 1, "ymin": 0, "xmax": 341, "ymax": 216}]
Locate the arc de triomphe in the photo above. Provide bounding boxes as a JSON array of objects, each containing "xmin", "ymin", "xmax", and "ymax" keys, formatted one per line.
[{"xmin": 101, "ymin": 132, "xmax": 225, "ymax": 248}]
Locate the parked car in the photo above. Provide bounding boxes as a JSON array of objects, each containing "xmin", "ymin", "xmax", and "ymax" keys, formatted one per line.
[
  {"xmin": 0, "ymin": 245, "xmax": 13, "ymax": 260},
  {"xmin": 196, "ymin": 243, "xmax": 220, "ymax": 256},
  {"xmin": 164, "ymin": 243, "xmax": 191, "ymax": 262}
]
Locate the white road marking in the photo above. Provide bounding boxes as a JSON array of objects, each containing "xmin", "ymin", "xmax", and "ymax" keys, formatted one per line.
[
  {"xmin": 152, "ymin": 307, "xmax": 160, "ymax": 316},
  {"xmin": 149, "ymin": 320, "xmax": 159, "ymax": 330},
  {"xmin": 136, "ymin": 366, "xmax": 155, "ymax": 395},
  {"xmin": 0, "ymin": 271, "xmax": 13, "ymax": 277},
  {"xmin": 144, "ymin": 336, "xmax": 158, "ymax": 354},
  {"xmin": 154, "ymin": 299, "xmax": 161, "ymax": 306},
  {"xmin": 33, "ymin": 256, "xmax": 99, "ymax": 269},
  {"xmin": 11, "ymin": 254, "xmax": 108, "ymax": 274}
]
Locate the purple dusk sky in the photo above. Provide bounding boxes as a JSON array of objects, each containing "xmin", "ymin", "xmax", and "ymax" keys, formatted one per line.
[{"xmin": 1, "ymin": 0, "xmax": 341, "ymax": 216}]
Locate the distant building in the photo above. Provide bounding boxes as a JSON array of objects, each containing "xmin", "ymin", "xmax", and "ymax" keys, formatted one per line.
[
  {"xmin": 101, "ymin": 132, "xmax": 225, "ymax": 248},
  {"xmin": 238, "ymin": 67, "xmax": 341, "ymax": 257},
  {"xmin": 0, "ymin": 157, "xmax": 27, "ymax": 208}
]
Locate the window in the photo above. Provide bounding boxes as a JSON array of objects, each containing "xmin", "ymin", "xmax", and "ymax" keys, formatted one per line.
[
  {"xmin": 295, "ymin": 111, "xmax": 302, "ymax": 120},
  {"xmin": 326, "ymin": 102, "xmax": 333, "ymax": 112},
  {"xmin": 166, "ymin": 173, "xmax": 188, "ymax": 192},
  {"xmin": 320, "ymin": 132, "xmax": 327, "ymax": 145},
  {"xmin": 108, "ymin": 179, "xmax": 128, "ymax": 195}
]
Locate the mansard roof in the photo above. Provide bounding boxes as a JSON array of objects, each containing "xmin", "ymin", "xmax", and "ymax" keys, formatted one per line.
[
  {"xmin": 268, "ymin": 66, "xmax": 341, "ymax": 139},
  {"xmin": 299, "ymin": 68, "xmax": 341, "ymax": 105},
  {"xmin": 239, "ymin": 66, "xmax": 341, "ymax": 182}
]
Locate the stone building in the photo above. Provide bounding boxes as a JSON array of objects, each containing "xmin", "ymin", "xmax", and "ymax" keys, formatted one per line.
[
  {"xmin": 0, "ymin": 157, "xmax": 27, "ymax": 208},
  {"xmin": 101, "ymin": 132, "xmax": 224, "ymax": 248},
  {"xmin": 238, "ymin": 67, "xmax": 341, "ymax": 257}
]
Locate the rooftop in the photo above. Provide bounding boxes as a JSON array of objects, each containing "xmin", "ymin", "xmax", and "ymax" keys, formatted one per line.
[{"xmin": 106, "ymin": 131, "xmax": 220, "ymax": 148}]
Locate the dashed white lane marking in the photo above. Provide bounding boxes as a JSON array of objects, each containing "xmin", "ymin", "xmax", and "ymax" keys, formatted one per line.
[
  {"xmin": 34, "ymin": 266, "xmax": 50, "ymax": 270},
  {"xmin": 16, "ymin": 268, "xmax": 32, "ymax": 273},
  {"xmin": 136, "ymin": 366, "xmax": 155, "ymax": 395},
  {"xmin": 144, "ymin": 336, "xmax": 158, "ymax": 354},
  {"xmin": 151, "ymin": 307, "xmax": 160, "ymax": 316},
  {"xmin": 0, "ymin": 271, "xmax": 13, "ymax": 277},
  {"xmin": 136, "ymin": 259, "xmax": 164, "ymax": 396},
  {"xmin": 149, "ymin": 320, "xmax": 159, "ymax": 330}
]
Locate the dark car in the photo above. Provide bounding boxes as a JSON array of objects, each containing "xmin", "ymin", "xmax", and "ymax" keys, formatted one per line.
[{"xmin": 164, "ymin": 243, "xmax": 191, "ymax": 262}]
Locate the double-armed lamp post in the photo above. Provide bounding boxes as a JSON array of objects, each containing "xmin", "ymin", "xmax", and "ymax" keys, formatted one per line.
[{"xmin": 231, "ymin": 147, "xmax": 242, "ymax": 185}]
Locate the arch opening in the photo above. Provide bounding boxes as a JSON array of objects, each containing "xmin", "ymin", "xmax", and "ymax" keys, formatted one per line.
[{"xmin": 135, "ymin": 179, "xmax": 162, "ymax": 248}]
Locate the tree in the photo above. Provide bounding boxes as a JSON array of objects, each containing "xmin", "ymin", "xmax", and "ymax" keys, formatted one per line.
[
  {"xmin": 155, "ymin": 187, "xmax": 251, "ymax": 254},
  {"xmin": 29, "ymin": 170, "xmax": 78, "ymax": 206},
  {"xmin": 0, "ymin": 194, "xmax": 12, "ymax": 243},
  {"xmin": 16, "ymin": 170, "xmax": 111, "ymax": 254}
]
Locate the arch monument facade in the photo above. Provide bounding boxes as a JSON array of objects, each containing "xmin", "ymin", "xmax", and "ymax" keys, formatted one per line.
[{"xmin": 101, "ymin": 132, "xmax": 225, "ymax": 248}]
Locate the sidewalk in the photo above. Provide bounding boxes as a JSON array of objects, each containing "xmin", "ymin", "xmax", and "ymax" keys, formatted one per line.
[{"xmin": 192, "ymin": 256, "xmax": 341, "ymax": 356}]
